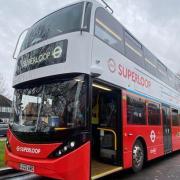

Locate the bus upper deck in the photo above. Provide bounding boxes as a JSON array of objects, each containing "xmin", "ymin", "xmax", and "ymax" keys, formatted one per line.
[{"xmin": 13, "ymin": 0, "xmax": 180, "ymax": 106}]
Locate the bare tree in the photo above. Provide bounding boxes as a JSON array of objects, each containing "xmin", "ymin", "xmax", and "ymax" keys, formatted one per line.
[
  {"xmin": 0, "ymin": 73, "xmax": 12, "ymax": 99},
  {"xmin": 0, "ymin": 73, "xmax": 6, "ymax": 95}
]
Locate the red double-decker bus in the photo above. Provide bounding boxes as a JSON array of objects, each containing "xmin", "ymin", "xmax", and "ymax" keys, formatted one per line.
[{"xmin": 5, "ymin": 0, "xmax": 180, "ymax": 179}]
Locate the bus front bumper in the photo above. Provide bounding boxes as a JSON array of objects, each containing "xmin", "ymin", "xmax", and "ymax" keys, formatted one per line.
[{"xmin": 5, "ymin": 142, "xmax": 90, "ymax": 180}]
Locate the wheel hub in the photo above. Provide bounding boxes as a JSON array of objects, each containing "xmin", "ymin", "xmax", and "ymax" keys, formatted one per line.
[{"xmin": 133, "ymin": 145, "xmax": 143, "ymax": 167}]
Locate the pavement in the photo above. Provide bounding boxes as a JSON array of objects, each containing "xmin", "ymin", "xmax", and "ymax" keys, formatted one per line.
[{"xmin": 102, "ymin": 151, "xmax": 180, "ymax": 180}]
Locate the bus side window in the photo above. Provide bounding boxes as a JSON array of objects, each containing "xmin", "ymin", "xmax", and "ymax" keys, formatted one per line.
[
  {"xmin": 95, "ymin": 7, "xmax": 124, "ymax": 54},
  {"xmin": 127, "ymin": 95, "xmax": 146, "ymax": 125},
  {"xmin": 148, "ymin": 102, "xmax": 161, "ymax": 125},
  {"xmin": 172, "ymin": 109, "xmax": 179, "ymax": 126}
]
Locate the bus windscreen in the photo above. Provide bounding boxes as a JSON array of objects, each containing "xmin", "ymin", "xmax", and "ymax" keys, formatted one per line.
[{"xmin": 11, "ymin": 75, "xmax": 88, "ymax": 133}]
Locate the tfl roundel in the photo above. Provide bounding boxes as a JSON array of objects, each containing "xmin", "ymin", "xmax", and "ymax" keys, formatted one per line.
[
  {"xmin": 150, "ymin": 130, "xmax": 156, "ymax": 143},
  {"xmin": 108, "ymin": 59, "xmax": 116, "ymax": 73}
]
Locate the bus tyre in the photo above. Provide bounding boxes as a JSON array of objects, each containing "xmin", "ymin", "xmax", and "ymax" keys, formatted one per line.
[{"xmin": 132, "ymin": 140, "xmax": 144, "ymax": 173}]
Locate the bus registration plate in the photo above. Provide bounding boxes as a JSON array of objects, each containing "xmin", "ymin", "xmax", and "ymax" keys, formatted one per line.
[{"xmin": 19, "ymin": 163, "xmax": 34, "ymax": 172}]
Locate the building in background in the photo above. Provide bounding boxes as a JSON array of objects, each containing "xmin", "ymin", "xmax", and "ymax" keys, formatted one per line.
[{"xmin": 0, "ymin": 95, "xmax": 12, "ymax": 123}]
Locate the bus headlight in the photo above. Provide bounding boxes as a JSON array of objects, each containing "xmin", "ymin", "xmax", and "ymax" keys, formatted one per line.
[
  {"xmin": 52, "ymin": 141, "xmax": 76, "ymax": 158},
  {"xmin": 49, "ymin": 132, "xmax": 89, "ymax": 158},
  {"xmin": 63, "ymin": 146, "xmax": 68, "ymax": 152},
  {"xmin": 70, "ymin": 141, "xmax": 75, "ymax": 148},
  {"xmin": 6, "ymin": 138, "xmax": 11, "ymax": 152}
]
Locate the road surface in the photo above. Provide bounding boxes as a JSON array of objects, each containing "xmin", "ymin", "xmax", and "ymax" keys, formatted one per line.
[
  {"xmin": 3, "ymin": 151, "xmax": 180, "ymax": 180},
  {"xmin": 102, "ymin": 151, "xmax": 180, "ymax": 180}
]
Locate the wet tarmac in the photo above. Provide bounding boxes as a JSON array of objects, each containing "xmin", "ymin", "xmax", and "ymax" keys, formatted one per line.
[{"xmin": 102, "ymin": 151, "xmax": 180, "ymax": 180}]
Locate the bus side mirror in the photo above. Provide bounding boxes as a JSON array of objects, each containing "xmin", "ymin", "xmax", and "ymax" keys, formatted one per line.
[
  {"xmin": 13, "ymin": 28, "xmax": 29, "ymax": 60},
  {"xmin": 80, "ymin": 26, "xmax": 88, "ymax": 35}
]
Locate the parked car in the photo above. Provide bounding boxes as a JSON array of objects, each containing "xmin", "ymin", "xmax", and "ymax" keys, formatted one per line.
[{"xmin": 0, "ymin": 122, "xmax": 8, "ymax": 137}]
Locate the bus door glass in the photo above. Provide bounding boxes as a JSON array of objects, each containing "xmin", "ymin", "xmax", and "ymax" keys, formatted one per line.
[
  {"xmin": 162, "ymin": 105, "xmax": 172, "ymax": 153},
  {"xmin": 98, "ymin": 92, "xmax": 118, "ymax": 162}
]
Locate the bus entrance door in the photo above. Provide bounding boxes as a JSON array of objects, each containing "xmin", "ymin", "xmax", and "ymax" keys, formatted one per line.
[
  {"xmin": 97, "ymin": 91, "xmax": 120, "ymax": 164},
  {"xmin": 162, "ymin": 105, "xmax": 172, "ymax": 154},
  {"xmin": 91, "ymin": 84, "xmax": 122, "ymax": 179}
]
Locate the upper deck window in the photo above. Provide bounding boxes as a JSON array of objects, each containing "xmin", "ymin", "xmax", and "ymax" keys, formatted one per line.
[
  {"xmin": 124, "ymin": 31, "xmax": 144, "ymax": 68},
  {"xmin": 21, "ymin": 2, "xmax": 86, "ymax": 51},
  {"xmin": 95, "ymin": 8, "xmax": 124, "ymax": 53},
  {"xmin": 157, "ymin": 61, "xmax": 168, "ymax": 83},
  {"xmin": 143, "ymin": 48, "xmax": 158, "ymax": 76},
  {"xmin": 157, "ymin": 61, "xmax": 167, "ymax": 76}
]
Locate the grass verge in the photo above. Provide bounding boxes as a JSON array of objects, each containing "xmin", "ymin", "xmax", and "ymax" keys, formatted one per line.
[{"xmin": 0, "ymin": 141, "xmax": 5, "ymax": 168}]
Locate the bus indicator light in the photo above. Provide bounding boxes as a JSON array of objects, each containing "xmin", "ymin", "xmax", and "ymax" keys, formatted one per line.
[{"xmin": 58, "ymin": 150, "xmax": 62, "ymax": 156}]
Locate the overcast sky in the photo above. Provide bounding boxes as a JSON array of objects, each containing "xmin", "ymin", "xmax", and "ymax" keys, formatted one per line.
[{"xmin": 0, "ymin": 0, "xmax": 180, "ymax": 98}]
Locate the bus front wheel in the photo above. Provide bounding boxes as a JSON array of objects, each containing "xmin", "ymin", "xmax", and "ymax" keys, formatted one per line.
[{"xmin": 132, "ymin": 140, "xmax": 144, "ymax": 173}]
